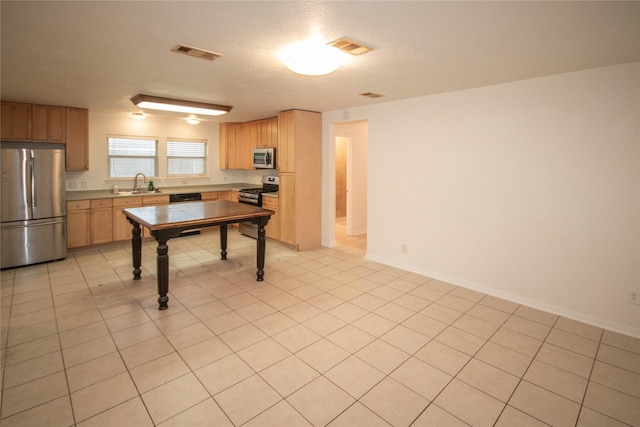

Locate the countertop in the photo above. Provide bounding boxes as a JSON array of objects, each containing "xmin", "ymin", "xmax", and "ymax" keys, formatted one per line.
[{"xmin": 66, "ymin": 183, "xmax": 266, "ymax": 201}]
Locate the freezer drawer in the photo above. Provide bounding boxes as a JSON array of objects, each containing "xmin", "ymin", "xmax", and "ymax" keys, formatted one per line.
[{"xmin": 1, "ymin": 217, "xmax": 66, "ymax": 269}]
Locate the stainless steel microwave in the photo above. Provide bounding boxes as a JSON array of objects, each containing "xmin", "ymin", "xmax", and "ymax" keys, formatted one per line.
[{"xmin": 253, "ymin": 147, "xmax": 275, "ymax": 169}]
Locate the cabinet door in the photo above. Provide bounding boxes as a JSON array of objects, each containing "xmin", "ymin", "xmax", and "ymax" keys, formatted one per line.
[
  {"xmin": 65, "ymin": 107, "xmax": 89, "ymax": 171},
  {"xmin": 244, "ymin": 121, "xmax": 259, "ymax": 153},
  {"xmin": 66, "ymin": 200, "xmax": 91, "ymax": 248},
  {"xmin": 258, "ymin": 117, "xmax": 278, "ymax": 148},
  {"xmin": 91, "ymin": 209, "xmax": 113, "ymax": 244},
  {"xmin": 1, "ymin": 102, "xmax": 32, "ymax": 141},
  {"xmin": 262, "ymin": 197, "xmax": 279, "ymax": 239},
  {"xmin": 112, "ymin": 197, "xmax": 142, "ymax": 241},
  {"xmin": 278, "ymin": 173, "xmax": 296, "ymax": 245},
  {"xmin": 219, "ymin": 123, "xmax": 231, "ymax": 169},
  {"xmin": 277, "ymin": 111, "xmax": 295, "ymax": 172},
  {"xmin": 90, "ymin": 199, "xmax": 113, "ymax": 244},
  {"xmin": 32, "ymin": 105, "xmax": 65, "ymax": 142},
  {"xmin": 268, "ymin": 117, "xmax": 278, "ymax": 148},
  {"xmin": 220, "ymin": 123, "xmax": 245, "ymax": 169}
]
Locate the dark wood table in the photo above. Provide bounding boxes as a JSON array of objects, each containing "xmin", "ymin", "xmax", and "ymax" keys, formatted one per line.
[{"xmin": 123, "ymin": 200, "xmax": 273, "ymax": 310}]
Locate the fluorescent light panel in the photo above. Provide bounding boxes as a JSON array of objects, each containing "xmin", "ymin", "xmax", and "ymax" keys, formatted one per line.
[{"xmin": 130, "ymin": 94, "xmax": 232, "ymax": 116}]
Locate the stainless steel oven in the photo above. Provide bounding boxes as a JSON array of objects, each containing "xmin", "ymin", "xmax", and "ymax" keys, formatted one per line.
[{"xmin": 238, "ymin": 176, "xmax": 278, "ymax": 238}]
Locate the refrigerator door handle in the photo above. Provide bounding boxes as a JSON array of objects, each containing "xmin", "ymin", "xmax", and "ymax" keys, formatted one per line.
[
  {"xmin": 30, "ymin": 150, "xmax": 37, "ymax": 208},
  {"xmin": 1, "ymin": 218, "xmax": 64, "ymax": 229}
]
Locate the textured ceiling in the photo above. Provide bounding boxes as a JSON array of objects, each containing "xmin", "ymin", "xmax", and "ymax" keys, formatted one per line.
[{"xmin": 1, "ymin": 1, "xmax": 638, "ymax": 123}]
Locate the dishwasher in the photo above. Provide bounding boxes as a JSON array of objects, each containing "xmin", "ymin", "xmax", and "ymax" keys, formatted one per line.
[{"xmin": 169, "ymin": 193, "xmax": 202, "ymax": 236}]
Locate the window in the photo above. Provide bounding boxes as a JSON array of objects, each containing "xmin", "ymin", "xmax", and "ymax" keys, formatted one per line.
[
  {"xmin": 108, "ymin": 136, "xmax": 157, "ymax": 178},
  {"xmin": 167, "ymin": 139, "xmax": 207, "ymax": 176}
]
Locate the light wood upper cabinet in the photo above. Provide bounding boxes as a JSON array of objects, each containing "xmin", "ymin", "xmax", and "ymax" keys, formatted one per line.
[
  {"xmin": 220, "ymin": 117, "xmax": 278, "ymax": 170},
  {"xmin": 32, "ymin": 104, "xmax": 65, "ymax": 142},
  {"xmin": 277, "ymin": 111, "xmax": 295, "ymax": 173},
  {"xmin": 219, "ymin": 122, "xmax": 245, "ymax": 169},
  {"xmin": 243, "ymin": 121, "xmax": 259, "ymax": 160},
  {"xmin": 65, "ymin": 107, "xmax": 89, "ymax": 171},
  {"xmin": 1, "ymin": 102, "xmax": 32, "ymax": 141},
  {"xmin": 1, "ymin": 101, "xmax": 89, "ymax": 170}
]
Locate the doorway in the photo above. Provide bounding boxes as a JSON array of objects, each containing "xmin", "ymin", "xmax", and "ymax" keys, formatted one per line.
[
  {"xmin": 335, "ymin": 136, "xmax": 348, "ymax": 237},
  {"xmin": 334, "ymin": 121, "xmax": 368, "ymax": 244}
]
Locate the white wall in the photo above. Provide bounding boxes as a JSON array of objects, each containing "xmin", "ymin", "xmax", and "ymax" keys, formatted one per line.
[
  {"xmin": 65, "ymin": 112, "xmax": 257, "ymax": 191},
  {"xmin": 322, "ymin": 62, "xmax": 640, "ymax": 336}
]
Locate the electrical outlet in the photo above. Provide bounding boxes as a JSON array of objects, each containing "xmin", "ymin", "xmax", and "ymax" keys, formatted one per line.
[
  {"xmin": 68, "ymin": 181, "xmax": 77, "ymax": 189},
  {"xmin": 630, "ymin": 290, "xmax": 640, "ymax": 305},
  {"xmin": 80, "ymin": 181, "xmax": 87, "ymax": 188},
  {"xmin": 401, "ymin": 244, "xmax": 408, "ymax": 254}
]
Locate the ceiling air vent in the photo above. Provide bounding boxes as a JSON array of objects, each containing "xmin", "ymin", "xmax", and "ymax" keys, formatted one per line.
[
  {"xmin": 171, "ymin": 44, "xmax": 221, "ymax": 61},
  {"xmin": 360, "ymin": 92, "xmax": 384, "ymax": 98},
  {"xmin": 329, "ymin": 38, "xmax": 372, "ymax": 56}
]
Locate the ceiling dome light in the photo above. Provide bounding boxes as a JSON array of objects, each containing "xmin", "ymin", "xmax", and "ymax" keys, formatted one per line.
[
  {"xmin": 131, "ymin": 112, "xmax": 146, "ymax": 120},
  {"xmin": 279, "ymin": 37, "xmax": 347, "ymax": 76},
  {"xmin": 186, "ymin": 117, "xmax": 200, "ymax": 125}
]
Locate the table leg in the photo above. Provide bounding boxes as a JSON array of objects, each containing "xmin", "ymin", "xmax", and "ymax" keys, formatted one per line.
[
  {"xmin": 256, "ymin": 219, "xmax": 267, "ymax": 282},
  {"xmin": 156, "ymin": 233, "xmax": 170, "ymax": 310},
  {"xmin": 220, "ymin": 224, "xmax": 227, "ymax": 260},
  {"xmin": 129, "ymin": 220, "xmax": 142, "ymax": 280}
]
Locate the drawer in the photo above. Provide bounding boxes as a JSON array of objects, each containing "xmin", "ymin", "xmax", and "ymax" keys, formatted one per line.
[
  {"xmin": 90, "ymin": 199, "xmax": 113, "ymax": 209},
  {"xmin": 67, "ymin": 200, "xmax": 90, "ymax": 210},
  {"xmin": 262, "ymin": 198, "xmax": 278, "ymax": 208},
  {"xmin": 112, "ymin": 196, "xmax": 143, "ymax": 207},
  {"xmin": 142, "ymin": 195, "xmax": 170, "ymax": 205}
]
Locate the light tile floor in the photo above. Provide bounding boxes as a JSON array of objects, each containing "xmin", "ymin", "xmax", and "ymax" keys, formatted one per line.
[{"xmin": 1, "ymin": 227, "xmax": 639, "ymax": 426}]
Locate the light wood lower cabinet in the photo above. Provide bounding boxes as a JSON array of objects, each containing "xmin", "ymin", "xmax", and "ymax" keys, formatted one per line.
[
  {"xmin": 278, "ymin": 173, "xmax": 296, "ymax": 246},
  {"xmin": 90, "ymin": 199, "xmax": 113, "ymax": 244},
  {"xmin": 67, "ymin": 200, "xmax": 91, "ymax": 248},
  {"xmin": 112, "ymin": 197, "xmax": 143, "ymax": 241},
  {"xmin": 262, "ymin": 195, "xmax": 279, "ymax": 240},
  {"xmin": 142, "ymin": 195, "xmax": 169, "ymax": 237},
  {"xmin": 68, "ymin": 192, "xmax": 244, "ymax": 248},
  {"xmin": 201, "ymin": 191, "xmax": 220, "ymax": 201}
]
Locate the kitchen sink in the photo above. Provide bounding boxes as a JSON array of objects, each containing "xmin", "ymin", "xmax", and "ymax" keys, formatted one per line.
[{"xmin": 116, "ymin": 190, "xmax": 162, "ymax": 196}]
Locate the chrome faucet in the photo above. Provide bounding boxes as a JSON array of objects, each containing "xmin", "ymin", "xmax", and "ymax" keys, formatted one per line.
[{"xmin": 133, "ymin": 173, "xmax": 147, "ymax": 192}]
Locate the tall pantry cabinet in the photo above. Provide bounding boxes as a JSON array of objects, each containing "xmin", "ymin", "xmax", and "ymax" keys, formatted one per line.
[{"xmin": 277, "ymin": 110, "xmax": 321, "ymax": 250}]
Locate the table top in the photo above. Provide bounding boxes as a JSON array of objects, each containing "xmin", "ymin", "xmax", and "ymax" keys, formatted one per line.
[{"xmin": 123, "ymin": 200, "xmax": 274, "ymax": 231}]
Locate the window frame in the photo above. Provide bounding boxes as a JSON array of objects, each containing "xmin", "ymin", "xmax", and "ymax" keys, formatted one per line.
[
  {"xmin": 166, "ymin": 138, "xmax": 208, "ymax": 178},
  {"xmin": 107, "ymin": 135, "xmax": 159, "ymax": 179}
]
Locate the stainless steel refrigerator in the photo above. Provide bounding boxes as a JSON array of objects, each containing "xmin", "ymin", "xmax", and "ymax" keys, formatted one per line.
[{"xmin": 1, "ymin": 142, "xmax": 67, "ymax": 269}]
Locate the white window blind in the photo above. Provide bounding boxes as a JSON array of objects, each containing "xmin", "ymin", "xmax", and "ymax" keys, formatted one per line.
[
  {"xmin": 108, "ymin": 136, "xmax": 157, "ymax": 178},
  {"xmin": 167, "ymin": 139, "xmax": 207, "ymax": 176}
]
